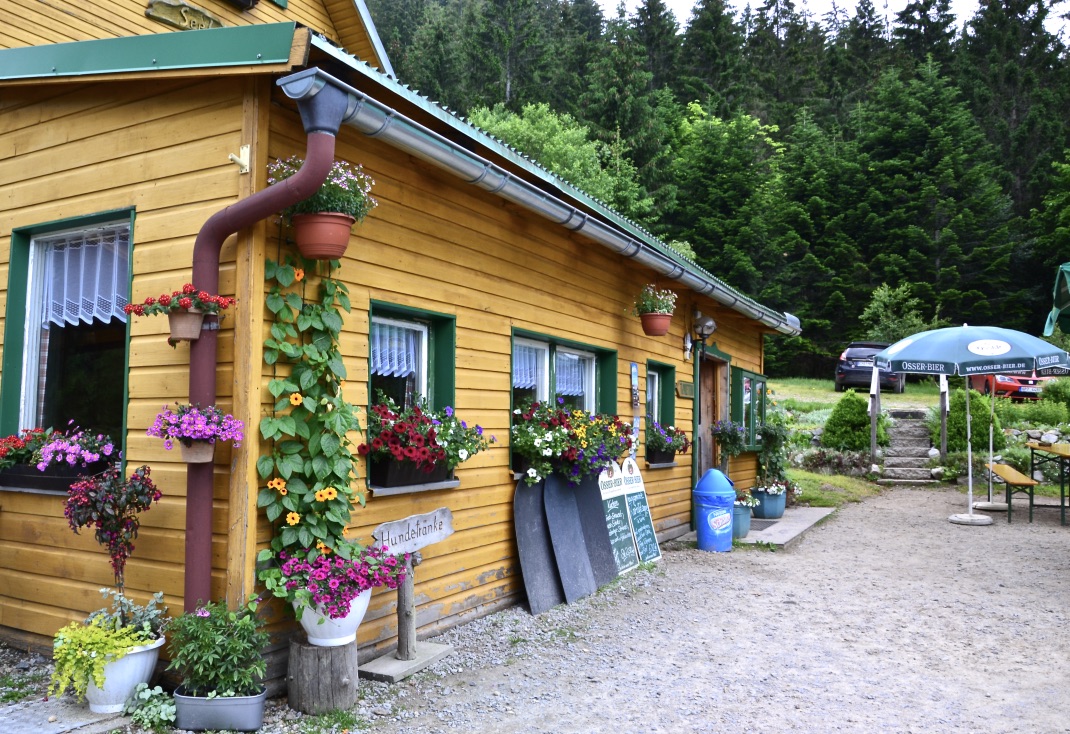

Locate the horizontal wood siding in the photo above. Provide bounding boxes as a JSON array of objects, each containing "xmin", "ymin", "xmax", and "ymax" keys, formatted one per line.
[
  {"xmin": 263, "ymin": 103, "xmax": 766, "ymax": 651},
  {"xmin": 0, "ymin": 78, "xmax": 246, "ymax": 639},
  {"xmin": 0, "ymin": 0, "xmax": 382, "ymax": 72}
]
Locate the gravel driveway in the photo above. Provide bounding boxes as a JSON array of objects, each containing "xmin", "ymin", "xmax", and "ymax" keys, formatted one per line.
[
  {"xmin": 6, "ymin": 485, "xmax": 1070, "ymax": 734},
  {"xmin": 342, "ymin": 485, "xmax": 1070, "ymax": 734}
]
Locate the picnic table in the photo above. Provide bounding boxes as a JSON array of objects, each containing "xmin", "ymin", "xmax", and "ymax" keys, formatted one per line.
[{"xmin": 1024, "ymin": 441, "xmax": 1069, "ymax": 525}]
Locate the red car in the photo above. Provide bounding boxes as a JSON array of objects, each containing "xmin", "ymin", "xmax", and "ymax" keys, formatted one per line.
[{"xmin": 967, "ymin": 373, "xmax": 1053, "ymax": 401}]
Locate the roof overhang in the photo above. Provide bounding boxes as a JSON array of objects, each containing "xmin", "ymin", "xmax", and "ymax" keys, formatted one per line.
[{"xmin": 0, "ymin": 23, "xmax": 309, "ymax": 85}]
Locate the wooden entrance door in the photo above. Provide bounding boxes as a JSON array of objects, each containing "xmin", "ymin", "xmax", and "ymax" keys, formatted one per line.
[{"xmin": 697, "ymin": 356, "xmax": 718, "ymax": 474}]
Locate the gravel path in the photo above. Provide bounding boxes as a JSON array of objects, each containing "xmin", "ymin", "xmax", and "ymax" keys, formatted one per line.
[
  {"xmin": 344, "ymin": 486, "xmax": 1070, "ymax": 734},
  {"xmin": 6, "ymin": 485, "xmax": 1070, "ymax": 733}
]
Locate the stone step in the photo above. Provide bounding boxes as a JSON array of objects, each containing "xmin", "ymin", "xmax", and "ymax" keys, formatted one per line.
[
  {"xmin": 884, "ymin": 456, "xmax": 930, "ymax": 468},
  {"xmin": 877, "ymin": 478, "xmax": 939, "ymax": 485},
  {"xmin": 882, "ymin": 467, "xmax": 934, "ymax": 480},
  {"xmin": 889, "ymin": 410, "xmax": 928, "ymax": 419},
  {"xmin": 888, "ymin": 439, "xmax": 931, "ymax": 451},
  {"xmin": 890, "ymin": 425, "xmax": 930, "ymax": 438}
]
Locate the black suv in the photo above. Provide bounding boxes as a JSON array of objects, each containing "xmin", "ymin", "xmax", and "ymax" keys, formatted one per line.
[{"xmin": 834, "ymin": 341, "xmax": 904, "ymax": 393}]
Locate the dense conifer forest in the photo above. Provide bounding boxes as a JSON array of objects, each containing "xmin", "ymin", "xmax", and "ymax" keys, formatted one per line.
[{"xmin": 365, "ymin": 0, "xmax": 1070, "ymax": 375}]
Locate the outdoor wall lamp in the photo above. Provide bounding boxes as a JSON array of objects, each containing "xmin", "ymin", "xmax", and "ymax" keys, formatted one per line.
[{"xmin": 688, "ymin": 311, "xmax": 717, "ymax": 358}]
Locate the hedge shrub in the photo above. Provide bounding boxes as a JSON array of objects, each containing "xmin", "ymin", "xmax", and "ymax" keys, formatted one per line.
[{"xmin": 821, "ymin": 390, "xmax": 888, "ymax": 451}]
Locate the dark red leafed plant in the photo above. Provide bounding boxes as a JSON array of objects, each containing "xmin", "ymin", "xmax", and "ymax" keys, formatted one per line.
[{"xmin": 64, "ymin": 465, "xmax": 161, "ymax": 591}]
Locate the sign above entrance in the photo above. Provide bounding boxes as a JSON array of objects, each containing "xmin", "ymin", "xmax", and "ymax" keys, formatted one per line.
[{"xmin": 146, "ymin": 0, "xmax": 225, "ymax": 31}]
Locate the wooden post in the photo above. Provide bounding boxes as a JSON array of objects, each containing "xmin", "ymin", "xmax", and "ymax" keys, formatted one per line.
[
  {"xmin": 396, "ymin": 552, "xmax": 421, "ymax": 661},
  {"xmin": 940, "ymin": 388, "xmax": 948, "ymax": 461}
]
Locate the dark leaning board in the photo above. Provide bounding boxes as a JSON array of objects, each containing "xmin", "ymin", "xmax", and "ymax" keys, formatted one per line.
[
  {"xmin": 572, "ymin": 475, "xmax": 619, "ymax": 588},
  {"xmin": 543, "ymin": 473, "xmax": 597, "ymax": 604},
  {"xmin": 513, "ymin": 479, "xmax": 565, "ymax": 615},
  {"xmin": 601, "ymin": 492, "xmax": 639, "ymax": 574},
  {"xmin": 625, "ymin": 489, "xmax": 662, "ymax": 563}
]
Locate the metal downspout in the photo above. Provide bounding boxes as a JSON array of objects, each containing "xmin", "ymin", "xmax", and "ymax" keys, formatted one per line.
[{"xmin": 183, "ymin": 74, "xmax": 354, "ymax": 611}]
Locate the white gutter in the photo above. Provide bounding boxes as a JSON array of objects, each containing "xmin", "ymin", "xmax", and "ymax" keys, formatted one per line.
[{"xmin": 278, "ymin": 68, "xmax": 802, "ymax": 336}]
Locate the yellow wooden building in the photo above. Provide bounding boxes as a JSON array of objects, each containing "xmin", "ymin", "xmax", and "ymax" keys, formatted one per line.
[{"xmin": 0, "ymin": 0, "xmax": 800, "ymax": 674}]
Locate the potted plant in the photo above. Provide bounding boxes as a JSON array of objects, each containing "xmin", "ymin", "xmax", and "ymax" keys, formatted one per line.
[
  {"xmin": 65, "ymin": 464, "xmax": 160, "ymax": 591},
  {"xmin": 632, "ymin": 284, "xmax": 677, "ymax": 336},
  {"xmin": 710, "ymin": 419, "xmax": 747, "ymax": 472},
  {"xmin": 259, "ymin": 541, "xmax": 409, "ymax": 646},
  {"xmin": 267, "ymin": 156, "xmax": 378, "ymax": 260},
  {"xmin": 751, "ymin": 479, "xmax": 793, "ymax": 519},
  {"xmin": 147, "ymin": 403, "xmax": 244, "ymax": 464},
  {"xmin": 123, "ymin": 283, "xmax": 236, "ymax": 343},
  {"xmin": 511, "ymin": 398, "xmax": 633, "ymax": 486},
  {"xmin": 357, "ymin": 393, "xmax": 494, "ymax": 488},
  {"xmin": 167, "ymin": 596, "xmax": 270, "ymax": 732},
  {"xmin": 0, "ymin": 427, "xmax": 63, "ymax": 489},
  {"xmin": 645, "ymin": 419, "xmax": 689, "ymax": 464},
  {"xmin": 733, "ymin": 486, "xmax": 758, "ymax": 539},
  {"xmin": 49, "ymin": 589, "xmax": 169, "ymax": 713}
]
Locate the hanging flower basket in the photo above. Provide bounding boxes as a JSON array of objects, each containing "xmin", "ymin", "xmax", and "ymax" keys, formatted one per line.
[
  {"xmin": 292, "ymin": 213, "xmax": 356, "ymax": 260},
  {"xmin": 639, "ymin": 312, "xmax": 672, "ymax": 336},
  {"xmin": 168, "ymin": 308, "xmax": 205, "ymax": 342}
]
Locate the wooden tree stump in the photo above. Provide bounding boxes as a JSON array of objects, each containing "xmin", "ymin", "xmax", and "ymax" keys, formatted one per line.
[{"xmin": 287, "ymin": 638, "xmax": 359, "ymax": 714}]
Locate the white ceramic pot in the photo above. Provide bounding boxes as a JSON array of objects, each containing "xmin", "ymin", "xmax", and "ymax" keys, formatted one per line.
[
  {"xmin": 85, "ymin": 636, "xmax": 165, "ymax": 713},
  {"xmin": 296, "ymin": 588, "xmax": 372, "ymax": 647}
]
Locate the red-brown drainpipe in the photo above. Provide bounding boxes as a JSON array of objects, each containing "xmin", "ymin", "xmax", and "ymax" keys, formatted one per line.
[{"xmin": 183, "ymin": 73, "xmax": 353, "ymax": 611}]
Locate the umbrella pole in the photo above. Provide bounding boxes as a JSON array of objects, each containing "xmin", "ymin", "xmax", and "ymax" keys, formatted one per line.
[
  {"xmin": 950, "ymin": 376, "xmax": 992, "ymax": 526},
  {"xmin": 973, "ymin": 384, "xmax": 1008, "ymax": 513}
]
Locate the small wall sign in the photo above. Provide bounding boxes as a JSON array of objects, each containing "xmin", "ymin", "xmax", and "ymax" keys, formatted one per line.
[
  {"xmin": 146, "ymin": 0, "xmax": 225, "ymax": 31},
  {"xmin": 372, "ymin": 508, "xmax": 454, "ymax": 555},
  {"xmin": 676, "ymin": 380, "xmax": 695, "ymax": 399}
]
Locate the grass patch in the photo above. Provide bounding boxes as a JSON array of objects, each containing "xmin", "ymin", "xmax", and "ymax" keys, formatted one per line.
[
  {"xmin": 789, "ymin": 469, "xmax": 882, "ymax": 508},
  {"xmin": 770, "ymin": 377, "xmax": 941, "ymax": 410},
  {"xmin": 0, "ymin": 671, "xmax": 46, "ymax": 703},
  {"xmin": 298, "ymin": 709, "xmax": 367, "ymax": 733}
]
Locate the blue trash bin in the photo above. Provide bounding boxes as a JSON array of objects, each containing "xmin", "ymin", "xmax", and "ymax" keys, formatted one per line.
[{"xmin": 694, "ymin": 469, "xmax": 735, "ymax": 552}]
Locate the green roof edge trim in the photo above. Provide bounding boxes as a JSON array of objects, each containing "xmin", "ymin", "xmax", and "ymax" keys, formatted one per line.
[{"xmin": 0, "ymin": 23, "xmax": 298, "ymax": 80}]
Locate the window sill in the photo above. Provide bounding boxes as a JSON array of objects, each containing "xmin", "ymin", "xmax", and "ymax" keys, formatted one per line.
[
  {"xmin": 369, "ymin": 478, "xmax": 460, "ymax": 497},
  {"xmin": 644, "ymin": 461, "xmax": 678, "ymax": 469},
  {"xmin": 0, "ymin": 485, "xmax": 64, "ymax": 496}
]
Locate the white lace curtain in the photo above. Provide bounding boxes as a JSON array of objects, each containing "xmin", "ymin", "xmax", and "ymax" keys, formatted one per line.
[
  {"xmin": 512, "ymin": 343, "xmax": 542, "ymax": 389},
  {"xmin": 41, "ymin": 226, "xmax": 129, "ymax": 326},
  {"xmin": 555, "ymin": 352, "xmax": 586, "ymax": 397},
  {"xmin": 370, "ymin": 321, "xmax": 420, "ymax": 377}
]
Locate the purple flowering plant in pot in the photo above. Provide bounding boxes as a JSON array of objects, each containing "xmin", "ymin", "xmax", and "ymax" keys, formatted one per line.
[
  {"xmin": 37, "ymin": 423, "xmax": 120, "ymax": 471},
  {"xmin": 147, "ymin": 403, "xmax": 243, "ymax": 463}
]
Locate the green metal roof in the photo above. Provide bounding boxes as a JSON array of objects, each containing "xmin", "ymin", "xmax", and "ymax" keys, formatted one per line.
[{"xmin": 0, "ymin": 23, "xmax": 298, "ymax": 80}]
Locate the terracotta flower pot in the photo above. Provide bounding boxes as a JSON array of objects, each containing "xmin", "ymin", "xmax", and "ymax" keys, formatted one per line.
[
  {"xmin": 639, "ymin": 312, "xmax": 672, "ymax": 336},
  {"xmin": 168, "ymin": 309, "xmax": 204, "ymax": 341},
  {"xmin": 293, "ymin": 212, "xmax": 355, "ymax": 260}
]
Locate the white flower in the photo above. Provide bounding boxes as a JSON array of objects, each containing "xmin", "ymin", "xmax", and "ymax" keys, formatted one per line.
[
  {"xmin": 542, "ymin": 448, "xmax": 553, "ymax": 456},
  {"xmin": 534, "ymin": 438, "xmax": 542, "ymax": 447},
  {"xmin": 526, "ymin": 468, "xmax": 538, "ymax": 478},
  {"xmin": 514, "ymin": 409, "xmax": 521, "ymax": 414},
  {"xmin": 458, "ymin": 449, "xmax": 469, "ymax": 461}
]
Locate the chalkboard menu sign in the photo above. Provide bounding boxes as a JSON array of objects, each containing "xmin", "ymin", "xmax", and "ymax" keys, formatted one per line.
[
  {"xmin": 601, "ymin": 494, "xmax": 639, "ymax": 573},
  {"xmin": 625, "ymin": 490, "xmax": 661, "ymax": 563},
  {"xmin": 598, "ymin": 459, "xmax": 661, "ymax": 570}
]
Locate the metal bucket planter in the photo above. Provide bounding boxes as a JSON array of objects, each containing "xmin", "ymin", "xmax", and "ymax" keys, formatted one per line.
[{"xmin": 174, "ymin": 686, "xmax": 267, "ymax": 732}]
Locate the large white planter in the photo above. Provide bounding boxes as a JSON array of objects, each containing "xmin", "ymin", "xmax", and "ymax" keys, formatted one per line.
[
  {"xmin": 85, "ymin": 636, "xmax": 165, "ymax": 713},
  {"xmin": 296, "ymin": 588, "xmax": 372, "ymax": 647}
]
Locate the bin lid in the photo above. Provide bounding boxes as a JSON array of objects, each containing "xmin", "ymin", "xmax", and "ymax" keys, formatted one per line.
[{"xmin": 694, "ymin": 468, "xmax": 734, "ymax": 497}]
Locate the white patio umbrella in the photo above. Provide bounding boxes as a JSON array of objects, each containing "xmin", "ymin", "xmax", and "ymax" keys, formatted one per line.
[{"xmin": 874, "ymin": 325, "xmax": 1070, "ymax": 526}]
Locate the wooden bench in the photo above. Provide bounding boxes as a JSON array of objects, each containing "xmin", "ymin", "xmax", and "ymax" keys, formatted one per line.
[{"xmin": 986, "ymin": 463, "xmax": 1039, "ymax": 523}]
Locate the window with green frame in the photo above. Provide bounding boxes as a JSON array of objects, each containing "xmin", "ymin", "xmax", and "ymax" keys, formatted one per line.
[
  {"xmin": 645, "ymin": 360, "xmax": 675, "ymax": 431},
  {"xmin": 510, "ymin": 332, "xmax": 616, "ymax": 414},
  {"xmin": 1, "ymin": 211, "xmax": 134, "ymax": 442},
  {"xmin": 731, "ymin": 367, "xmax": 766, "ymax": 449},
  {"xmin": 368, "ymin": 302, "xmax": 455, "ymax": 411}
]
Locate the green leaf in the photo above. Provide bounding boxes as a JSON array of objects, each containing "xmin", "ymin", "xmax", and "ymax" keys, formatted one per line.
[
  {"xmin": 266, "ymin": 292, "xmax": 286, "ymax": 314},
  {"xmin": 284, "ymin": 453, "xmax": 305, "ymax": 475},
  {"xmin": 278, "ymin": 415, "xmax": 297, "ymax": 436},
  {"xmin": 327, "ymin": 356, "xmax": 347, "ymax": 380},
  {"xmin": 265, "ymin": 260, "xmax": 278, "ymax": 280},
  {"xmin": 268, "ymin": 379, "xmax": 289, "ymax": 398},
  {"xmin": 256, "ymin": 455, "xmax": 275, "ymax": 478},
  {"xmin": 266, "ymin": 504, "xmax": 283, "ymax": 522},
  {"xmin": 294, "ymin": 419, "xmax": 311, "ymax": 440},
  {"xmin": 297, "ymin": 527, "xmax": 313, "ymax": 548},
  {"xmin": 264, "ymin": 349, "xmax": 279, "ymax": 365},
  {"xmin": 256, "ymin": 487, "xmax": 276, "ymax": 507},
  {"xmin": 285, "ymin": 293, "xmax": 303, "ymax": 313},
  {"xmin": 259, "ymin": 417, "xmax": 280, "ymax": 440},
  {"xmin": 296, "ymin": 312, "xmax": 313, "ymax": 332},
  {"xmin": 321, "ymin": 310, "xmax": 343, "ymax": 333},
  {"xmin": 278, "ymin": 440, "xmax": 304, "ymax": 455},
  {"xmin": 320, "ymin": 433, "xmax": 341, "ymax": 457},
  {"xmin": 312, "ymin": 454, "xmax": 330, "ymax": 479},
  {"xmin": 299, "ymin": 370, "xmax": 316, "ymax": 391},
  {"xmin": 276, "ymin": 265, "xmax": 295, "ymax": 287},
  {"xmin": 281, "ymin": 526, "xmax": 297, "ymax": 546}
]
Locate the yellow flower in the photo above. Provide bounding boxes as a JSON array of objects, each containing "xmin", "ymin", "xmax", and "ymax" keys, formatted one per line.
[
  {"xmin": 314, "ymin": 489, "xmax": 328, "ymax": 502},
  {"xmin": 267, "ymin": 478, "xmax": 287, "ymax": 491},
  {"xmin": 323, "ymin": 486, "xmax": 338, "ymax": 501},
  {"xmin": 315, "ymin": 540, "xmax": 332, "ymax": 555},
  {"xmin": 277, "ymin": 487, "xmax": 288, "ymax": 496},
  {"xmin": 294, "ymin": 268, "xmax": 305, "ymax": 282},
  {"xmin": 289, "ymin": 393, "xmax": 303, "ymax": 406},
  {"xmin": 286, "ymin": 512, "xmax": 300, "ymax": 526}
]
